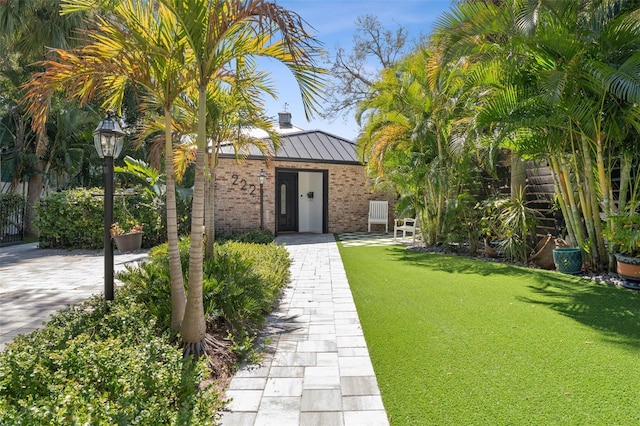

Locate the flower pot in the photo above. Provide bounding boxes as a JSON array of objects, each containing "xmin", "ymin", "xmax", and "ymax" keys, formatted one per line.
[
  {"xmin": 553, "ymin": 248, "xmax": 582, "ymax": 275},
  {"xmin": 113, "ymin": 232, "xmax": 143, "ymax": 253},
  {"xmin": 615, "ymin": 253, "xmax": 640, "ymax": 284}
]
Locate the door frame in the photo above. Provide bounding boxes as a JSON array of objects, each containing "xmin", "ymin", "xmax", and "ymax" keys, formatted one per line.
[
  {"xmin": 276, "ymin": 170, "xmax": 299, "ymax": 233},
  {"xmin": 275, "ymin": 167, "xmax": 328, "ymax": 235}
]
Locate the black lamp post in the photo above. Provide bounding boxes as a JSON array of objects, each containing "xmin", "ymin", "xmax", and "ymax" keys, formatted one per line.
[
  {"xmin": 93, "ymin": 113, "xmax": 124, "ymax": 301},
  {"xmin": 259, "ymin": 168, "xmax": 266, "ymax": 230}
]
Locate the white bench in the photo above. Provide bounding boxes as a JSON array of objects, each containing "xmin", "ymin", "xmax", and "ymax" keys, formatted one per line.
[
  {"xmin": 394, "ymin": 217, "xmax": 419, "ymax": 242},
  {"xmin": 368, "ymin": 200, "xmax": 389, "ymax": 232}
]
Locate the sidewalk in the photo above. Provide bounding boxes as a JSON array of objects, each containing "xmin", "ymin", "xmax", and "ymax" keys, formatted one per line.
[
  {"xmin": 0, "ymin": 243, "xmax": 148, "ymax": 350},
  {"xmin": 221, "ymin": 234, "xmax": 389, "ymax": 426}
]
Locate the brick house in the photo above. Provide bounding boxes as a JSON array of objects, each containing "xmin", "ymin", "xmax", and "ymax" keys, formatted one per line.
[{"xmin": 214, "ymin": 112, "xmax": 393, "ymax": 235}]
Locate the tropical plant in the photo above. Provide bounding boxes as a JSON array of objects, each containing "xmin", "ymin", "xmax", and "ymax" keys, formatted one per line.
[
  {"xmin": 23, "ymin": 0, "xmax": 325, "ymax": 357},
  {"xmin": 605, "ymin": 201, "xmax": 640, "ymax": 258},
  {"xmin": 0, "ymin": 0, "xmax": 95, "ymax": 236},
  {"xmin": 432, "ymin": 0, "xmax": 640, "ymax": 271},
  {"xmin": 494, "ymin": 190, "xmax": 541, "ymax": 263},
  {"xmin": 357, "ymin": 47, "xmax": 482, "ymax": 246},
  {"xmin": 166, "ymin": 0, "xmax": 325, "ymax": 357}
]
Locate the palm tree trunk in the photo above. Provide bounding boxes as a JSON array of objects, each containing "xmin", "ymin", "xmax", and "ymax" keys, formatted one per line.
[
  {"xmin": 574, "ymin": 141, "xmax": 598, "ymax": 267},
  {"xmin": 593, "ymin": 135, "xmax": 611, "ymax": 268},
  {"xmin": 548, "ymin": 159, "xmax": 575, "ymax": 240},
  {"xmin": 164, "ymin": 107, "xmax": 186, "ymax": 333},
  {"xmin": 510, "ymin": 151, "xmax": 526, "ymax": 201},
  {"xmin": 580, "ymin": 137, "xmax": 607, "ymax": 269},
  {"xmin": 618, "ymin": 151, "xmax": 631, "ymax": 212},
  {"xmin": 181, "ymin": 86, "xmax": 208, "ymax": 357},
  {"xmin": 204, "ymin": 167, "xmax": 215, "ymax": 260},
  {"xmin": 24, "ymin": 173, "xmax": 43, "ymax": 238}
]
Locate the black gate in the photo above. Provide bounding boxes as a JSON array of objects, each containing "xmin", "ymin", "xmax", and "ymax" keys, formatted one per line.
[{"xmin": 0, "ymin": 195, "xmax": 25, "ymax": 246}]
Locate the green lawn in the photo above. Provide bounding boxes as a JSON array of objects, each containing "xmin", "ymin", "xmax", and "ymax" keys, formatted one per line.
[{"xmin": 338, "ymin": 244, "xmax": 640, "ymax": 425}]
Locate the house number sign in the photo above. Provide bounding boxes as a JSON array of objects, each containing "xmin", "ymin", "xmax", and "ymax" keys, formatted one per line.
[{"xmin": 231, "ymin": 173, "xmax": 257, "ymax": 195}]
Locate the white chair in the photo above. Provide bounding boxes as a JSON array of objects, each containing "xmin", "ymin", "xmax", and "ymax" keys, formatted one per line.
[
  {"xmin": 394, "ymin": 217, "xmax": 419, "ymax": 242},
  {"xmin": 368, "ymin": 200, "xmax": 389, "ymax": 232}
]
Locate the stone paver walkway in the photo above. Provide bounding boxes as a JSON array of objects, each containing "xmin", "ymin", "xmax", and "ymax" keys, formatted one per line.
[{"xmin": 221, "ymin": 234, "xmax": 389, "ymax": 426}]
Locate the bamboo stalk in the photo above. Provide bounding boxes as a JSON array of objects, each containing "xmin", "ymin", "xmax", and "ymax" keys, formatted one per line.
[{"xmin": 548, "ymin": 156, "xmax": 576, "ymax": 243}]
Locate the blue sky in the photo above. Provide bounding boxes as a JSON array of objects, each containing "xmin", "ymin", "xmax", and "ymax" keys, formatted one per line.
[{"xmin": 263, "ymin": 0, "xmax": 454, "ymax": 140}]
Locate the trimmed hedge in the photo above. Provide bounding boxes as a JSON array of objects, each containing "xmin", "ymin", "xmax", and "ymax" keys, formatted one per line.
[{"xmin": 36, "ymin": 188, "xmax": 190, "ymax": 249}]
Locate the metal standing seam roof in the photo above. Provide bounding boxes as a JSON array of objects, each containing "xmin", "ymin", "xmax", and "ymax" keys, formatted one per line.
[{"xmin": 218, "ymin": 130, "xmax": 363, "ymax": 165}]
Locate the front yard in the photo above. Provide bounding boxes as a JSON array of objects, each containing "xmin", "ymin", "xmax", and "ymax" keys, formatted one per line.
[{"xmin": 338, "ymin": 243, "xmax": 640, "ymax": 425}]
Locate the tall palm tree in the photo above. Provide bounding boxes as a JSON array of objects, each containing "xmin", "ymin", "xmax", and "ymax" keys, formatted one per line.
[
  {"xmin": 23, "ymin": 0, "xmax": 325, "ymax": 355},
  {"xmin": 165, "ymin": 0, "xmax": 325, "ymax": 356},
  {"xmin": 23, "ymin": 0, "xmax": 190, "ymax": 332}
]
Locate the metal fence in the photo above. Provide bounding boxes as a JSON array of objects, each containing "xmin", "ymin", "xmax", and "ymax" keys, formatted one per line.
[{"xmin": 0, "ymin": 201, "xmax": 24, "ymax": 246}]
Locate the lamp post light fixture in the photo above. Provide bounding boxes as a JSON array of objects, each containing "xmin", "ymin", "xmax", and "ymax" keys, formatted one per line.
[
  {"xmin": 259, "ymin": 168, "xmax": 266, "ymax": 230},
  {"xmin": 93, "ymin": 112, "xmax": 125, "ymax": 301}
]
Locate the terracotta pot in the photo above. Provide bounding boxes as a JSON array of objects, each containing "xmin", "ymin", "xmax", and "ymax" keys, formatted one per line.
[
  {"xmin": 113, "ymin": 232, "xmax": 143, "ymax": 253},
  {"xmin": 615, "ymin": 253, "xmax": 640, "ymax": 283}
]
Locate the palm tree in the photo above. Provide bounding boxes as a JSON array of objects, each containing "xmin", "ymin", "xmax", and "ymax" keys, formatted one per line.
[
  {"xmin": 23, "ymin": 0, "xmax": 190, "ymax": 332},
  {"xmin": 357, "ymin": 48, "xmax": 474, "ymax": 245},
  {"xmin": 433, "ymin": 0, "xmax": 640, "ymax": 270},
  {"xmin": 23, "ymin": 0, "xmax": 325, "ymax": 355},
  {"xmin": 0, "ymin": 0, "xmax": 92, "ymax": 236},
  {"xmin": 165, "ymin": 0, "xmax": 325, "ymax": 356}
]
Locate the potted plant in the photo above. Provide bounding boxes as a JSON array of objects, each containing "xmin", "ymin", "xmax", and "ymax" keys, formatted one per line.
[
  {"xmin": 605, "ymin": 201, "xmax": 640, "ymax": 285},
  {"xmin": 552, "ymin": 245, "xmax": 582, "ymax": 275},
  {"xmin": 110, "ymin": 222, "xmax": 143, "ymax": 253}
]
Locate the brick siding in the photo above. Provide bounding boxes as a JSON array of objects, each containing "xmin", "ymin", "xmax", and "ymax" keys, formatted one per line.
[{"xmin": 214, "ymin": 158, "xmax": 394, "ymax": 235}]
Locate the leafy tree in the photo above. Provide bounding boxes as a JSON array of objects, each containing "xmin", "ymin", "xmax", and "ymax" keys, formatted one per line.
[
  {"xmin": 322, "ymin": 14, "xmax": 418, "ymax": 122},
  {"xmin": 433, "ymin": 0, "xmax": 640, "ymax": 269},
  {"xmin": 0, "ymin": 0, "xmax": 93, "ymax": 235}
]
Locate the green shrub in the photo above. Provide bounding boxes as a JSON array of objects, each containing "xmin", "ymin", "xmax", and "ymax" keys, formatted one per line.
[
  {"xmin": 203, "ymin": 247, "xmax": 268, "ymax": 337},
  {"xmin": 0, "ymin": 295, "xmax": 222, "ymax": 425},
  {"xmin": 203, "ymin": 242, "xmax": 290, "ymax": 346},
  {"xmin": 36, "ymin": 188, "xmax": 104, "ymax": 248},
  {"xmin": 35, "ymin": 188, "xmax": 191, "ymax": 249},
  {"xmin": 478, "ymin": 192, "xmax": 540, "ymax": 262},
  {"xmin": 117, "ymin": 239, "xmax": 290, "ymax": 356},
  {"xmin": 222, "ymin": 241, "xmax": 290, "ymax": 300},
  {"xmin": 117, "ymin": 239, "xmax": 193, "ymax": 330},
  {"xmin": 216, "ymin": 229, "xmax": 275, "ymax": 244}
]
